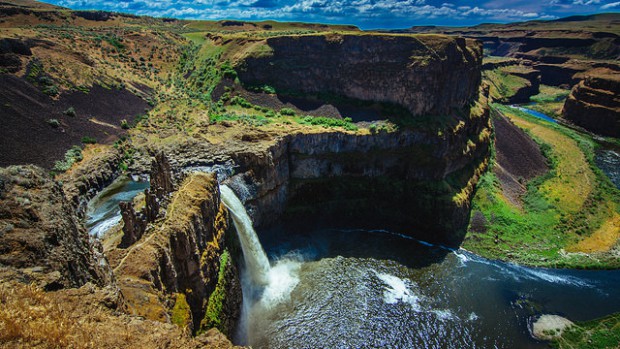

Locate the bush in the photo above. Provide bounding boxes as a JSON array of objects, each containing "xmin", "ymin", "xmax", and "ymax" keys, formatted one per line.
[
  {"xmin": 42, "ymin": 85, "xmax": 59, "ymax": 96},
  {"xmin": 81, "ymin": 136, "xmax": 97, "ymax": 144},
  {"xmin": 230, "ymin": 96, "xmax": 252, "ymax": 108},
  {"xmin": 52, "ymin": 146, "xmax": 83, "ymax": 173},
  {"xmin": 120, "ymin": 119, "xmax": 129, "ymax": 129},
  {"xmin": 280, "ymin": 108, "xmax": 296, "ymax": 116},
  {"xmin": 299, "ymin": 116, "xmax": 357, "ymax": 131},
  {"xmin": 63, "ymin": 107, "xmax": 76, "ymax": 117},
  {"xmin": 47, "ymin": 119, "xmax": 60, "ymax": 128}
]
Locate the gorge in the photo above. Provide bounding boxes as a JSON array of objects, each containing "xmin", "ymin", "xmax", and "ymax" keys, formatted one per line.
[{"xmin": 0, "ymin": 2, "xmax": 619, "ymax": 349}]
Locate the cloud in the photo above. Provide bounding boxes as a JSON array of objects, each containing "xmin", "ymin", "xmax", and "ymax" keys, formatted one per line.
[
  {"xmin": 46, "ymin": 0, "xmax": 602, "ymax": 28},
  {"xmin": 601, "ymin": 1, "xmax": 620, "ymax": 8}
]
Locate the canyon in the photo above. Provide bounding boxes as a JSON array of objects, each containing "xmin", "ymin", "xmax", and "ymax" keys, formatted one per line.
[{"xmin": 0, "ymin": 2, "xmax": 618, "ymax": 348}]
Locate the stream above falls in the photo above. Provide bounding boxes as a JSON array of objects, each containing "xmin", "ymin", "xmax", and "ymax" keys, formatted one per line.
[{"xmin": 85, "ymin": 177, "xmax": 149, "ymax": 238}]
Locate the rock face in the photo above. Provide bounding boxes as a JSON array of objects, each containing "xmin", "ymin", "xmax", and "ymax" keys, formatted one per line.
[
  {"xmin": 170, "ymin": 87, "xmax": 491, "ymax": 245},
  {"xmin": 112, "ymin": 172, "xmax": 242, "ymax": 336},
  {"xmin": 119, "ymin": 152, "xmax": 172, "ymax": 248},
  {"xmin": 562, "ymin": 68, "xmax": 620, "ymax": 137},
  {"xmin": 0, "ymin": 166, "xmax": 113, "ymax": 290},
  {"xmin": 237, "ymin": 34, "xmax": 482, "ymax": 117}
]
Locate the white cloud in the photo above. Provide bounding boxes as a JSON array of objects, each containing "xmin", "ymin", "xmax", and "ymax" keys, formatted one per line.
[{"xmin": 601, "ymin": 1, "xmax": 620, "ymax": 9}]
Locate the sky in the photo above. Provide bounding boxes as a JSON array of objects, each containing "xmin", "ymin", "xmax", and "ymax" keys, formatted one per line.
[{"xmin": 44, "ymin": 0, "xmax": 620, "ymax": 29}]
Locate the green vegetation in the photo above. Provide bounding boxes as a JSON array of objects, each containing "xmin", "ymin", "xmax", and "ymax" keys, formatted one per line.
[
  {"xmin": 200, "ymin": 250, "xmax": 230, "ymax": 335},
  {"xmin": 299, "ymin": 116, "xmax": 358, "ymax": 131},
  {"xmin": 63, "ymin": 107, "xmax": 76, "ymax": 117},
  {"xmin": 464, "ymin": 104, "xmax": 620, "ymax": 268},
  {"xmin": 47, "ymin": 119, "xmax": 60, "ymax": 128},
  {"xmin": 52, "ymin": 146, "xmax": 83, "ymax": 173},
  {"xmin": 279, "ymin": 107, "xmax": 296, "ymax": 116},
  {"xmin": 483, "ymin": 68, "xmax": 530, "ymax": 102},
  {"xmin": 552, "ymin": 313, "xmax": 620, "ymax": 349},
  {"xmin": 81, "ymin": 136, "xmax": 97, "ymax": 144},
  {"xmin": 171, "ymin": 293, "xmax": 192, "ymax": 330},
  {"xmin": 529, "ymin": 85, "xmax": 571, "ymax": 118}
]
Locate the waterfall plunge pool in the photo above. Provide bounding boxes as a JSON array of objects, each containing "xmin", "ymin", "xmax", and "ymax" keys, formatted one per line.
[{"xmin": 238, "ymin": 226, "xmax": 620, "ymax": 349}]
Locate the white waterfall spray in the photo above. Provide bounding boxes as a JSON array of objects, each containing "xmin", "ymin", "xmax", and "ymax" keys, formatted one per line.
[{"xmin": 219, "ymin": 185, "xmax": 271, "ymax": 286}]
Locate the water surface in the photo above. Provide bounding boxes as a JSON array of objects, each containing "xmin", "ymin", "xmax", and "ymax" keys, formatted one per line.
[
  {"xmin": 242, "ymin": 227, "xmax": 620, "ymax": 349},
  {"xmin": 85, "ymin": 177, "xmax": 149, "ymax": 237},
  {"xmin": 595, "ymin": 149, "xmax": 620, "ymax": 189}
]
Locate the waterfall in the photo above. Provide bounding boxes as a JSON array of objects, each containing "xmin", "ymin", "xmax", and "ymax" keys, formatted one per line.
[{"xmin": 219, "ymin": 185, "xmax": 271, "ymax": 286}]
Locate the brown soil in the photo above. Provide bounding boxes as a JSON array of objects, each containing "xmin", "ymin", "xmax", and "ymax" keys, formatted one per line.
[
  {"xmin": 0, "ymin": 74, "xmax": 150, "ymax": 169},
  {"xmin": 493, "ymin": 114, "xmax": 548, "ymax": 206}
]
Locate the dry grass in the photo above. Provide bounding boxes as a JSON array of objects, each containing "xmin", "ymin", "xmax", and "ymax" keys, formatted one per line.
[
  {"xmin": 0, "ymin": 281, "xmax": 230, "ymax": 349},
  {"xmin": 0, "ymin": 282, "xmax": 130, "ymax": 348},
  {"xmin": 567, "ymin": 212, "xmax": 620, "ymax": 253},
  {"xmin": 506, "ymin": 113, "xmax": 595, "ymax": 213}
]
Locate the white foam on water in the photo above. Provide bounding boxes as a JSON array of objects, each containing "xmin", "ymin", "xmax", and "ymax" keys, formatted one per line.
[
  {"xmin": 454, "ymin": 249, "xmax": 594, "ymax": 288},
  {"xmin": 258, "ymin": 255, "xmax": 302, "ymax": 309},
  {"xmin": 468, "ymin": 312, "xmax": 479, "ymax": 321},
  {"xmin": 374, "ymin": 272, "xmax": 422, "ymax": 311},
  {"xmin": 89, "ymin": 216, "xmax": 121, "ymax": 238},
  {"xmin": 431, "ymin": 309, "xmax": 457, "ymax": 321}
]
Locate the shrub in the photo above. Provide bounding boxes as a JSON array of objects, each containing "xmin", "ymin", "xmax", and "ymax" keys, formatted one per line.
[
  {"xmin": 52, "ymin": 146, "xmax": 83, "ymax": 173},
  {"xmin": 81, "ymin": 136, "xmax": 97, "ymax": 144},
  {"xmin": 299, "ymin": 116, "xmax": 358, "ymax": 131},
  {"xmin": 47, "ymin": 119, "xmax": 60, "ymax": 128},
  {"xmin": 63, "ymin": 107, "xmax": 76, "ymax": 117},
  {"xmin": 280, "ymin": 108, "xmax": 296, "ymax": 116},
  {"xmin": 120, "ymin": 119, "xmax": 129, "ymax": 129},
  {"xmin": 42, "ymin": 85, "xmax": 59, "ymax": 96},
  {"xmin": 230, "ymin": 96, "xmax": 252, "ymax": 108}
]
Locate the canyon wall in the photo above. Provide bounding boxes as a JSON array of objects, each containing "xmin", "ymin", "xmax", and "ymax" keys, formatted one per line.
[
  {"xmin": 110, "ymin": 171, "xmax": 241, "ymax": 336},
  {"xmin": 562, "ymin": 68, "xmax": 620, "ymax": 137},
  {"xmin": 237, "ymin": 34, "xmax": 482, "ymax": 117},
  {"xmin": 0, "ymin": 166, "xmax": 113, "ymax": 290},
  {"xmin": 232, "ymin": 91, "xmax": 490, "ymax": 244}
]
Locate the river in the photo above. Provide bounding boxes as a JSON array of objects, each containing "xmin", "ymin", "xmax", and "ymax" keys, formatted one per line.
[
  {"xmin": 240, "ymin": 226, "xmax": 620, "ymax": 348},
  {"xmin": 85, "ymin": 177, "xmax": 149, "ymax": 238}
]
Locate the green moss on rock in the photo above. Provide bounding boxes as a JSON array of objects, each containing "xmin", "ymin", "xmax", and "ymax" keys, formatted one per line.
[{"xmin": 200, "ymin": 250, "xmax": 230, "ymax": 334}]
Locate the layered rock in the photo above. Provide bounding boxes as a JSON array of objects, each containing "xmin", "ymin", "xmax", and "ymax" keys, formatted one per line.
[
  {"xmin": 236, "ymin": 34, "xmax": 482, "ymax": 117},
  {"xmin": 562, "ymin": 68, "xmax": 620, "ymax": 137},
  {"xmin": 167, "ymin": 86, "xmax": 491, "ymax": 245},
  {"xmin": 0, "ymin": 165, "xmax": 113, "ymax": 290},
  {"xmin": 111, "ymin": 172, "xmax": 241, "ymax": 336},
  {"xmin": 119, "ymin": 152, "xmax": 173, "ymax": 248}
]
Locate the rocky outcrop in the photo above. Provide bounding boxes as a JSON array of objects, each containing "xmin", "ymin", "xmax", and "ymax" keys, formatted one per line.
[
  {"xmin": 0, "ymin": 38, "xmax": 32, "ymax": 72},
  {"xmin": 562, "ymin": 68, "xmax": 620, "ymax": 137},
  {"xmin": 150, "ymin": 151, "xmax": 175, "ymax": 198},
  {"xmin": 119, "ymin": 152, "xmax": 173, "ymax": 248},
  {"xmin": 112, "ymin": 172, "xmax": 242, "ymax": 336},
  {"xmin": 236, "ymin": 34, "xmax": 482, "ymax": 117},
  {"xmin": 59, "ymin": 146, "xmax": 123, "ymax": 216},
  {"xmin": 0, "ymin": 166, "xmax": 113, "ymax": 290},
  {"xmin": 119, "ymin": 201, "xmax": 147, "ymax": 248}
]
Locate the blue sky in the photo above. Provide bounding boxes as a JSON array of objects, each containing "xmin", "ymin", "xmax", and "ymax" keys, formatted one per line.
[{"xmin": 44, "ymin": 0, "xmax": 620, "ymax": 29}]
